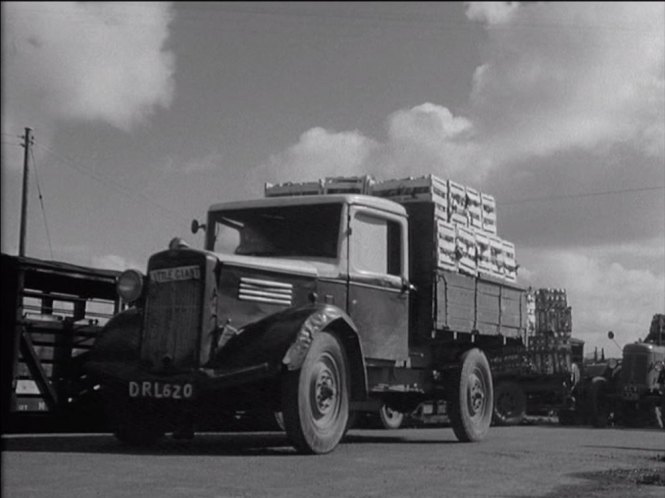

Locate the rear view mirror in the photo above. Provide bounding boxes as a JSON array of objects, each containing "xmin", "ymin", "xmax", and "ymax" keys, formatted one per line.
[{"xmin": 191, "ymin": 219, "xmax": 206, "ymax": 234}]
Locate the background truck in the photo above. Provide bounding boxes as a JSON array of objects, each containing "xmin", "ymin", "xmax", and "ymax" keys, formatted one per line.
[
  {"xmin": 85, "ymin": 175, "xmax": 529, "ymax": 454},
  {"xmin": 490, "ymin": 288, "xmax": 582, "ymax": 426},
  {"xmin": 577, "ymin": 315, "xmax": 664, "ymax": 429}
]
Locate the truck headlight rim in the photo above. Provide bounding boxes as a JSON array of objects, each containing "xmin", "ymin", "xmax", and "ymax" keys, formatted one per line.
[{"xmin": 117, "ymin": 269, "xmax": 145, "ymax": 303}]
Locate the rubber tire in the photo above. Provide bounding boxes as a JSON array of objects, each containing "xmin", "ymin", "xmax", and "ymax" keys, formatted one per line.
[
  {"xmin": 281, "ymin": 331, "xmax": 350, "ymax": 454},
  {"xmin": 589, "ymin": 377, "xmax": 610, "ymax": 428},
  {"xmin": 492, "ymin": 381, "xmax": 526, "ymax": 426},
  {"xmin": 448, "ymin": 348, "xmax": 493, "ymax": 442},
  {"xmin": 379, "ymin": 404, "xmax": 405, "ymax": 430},
  {"xmin": 557, "ymin": 409, "xmax": 577, "ymax": 426},
  {"xmin": 112, "ymin": 402, "xmax": 164, "ymax": 446}
]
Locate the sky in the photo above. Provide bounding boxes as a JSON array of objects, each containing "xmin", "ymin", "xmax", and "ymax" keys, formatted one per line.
[{"xmin": 2, "ymin": 2, "xmax": 664, "ymax": 356}]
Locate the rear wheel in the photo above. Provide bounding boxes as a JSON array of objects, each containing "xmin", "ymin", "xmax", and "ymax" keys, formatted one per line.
[
  {"xmin": 493, "ymin": 381, "xmax": 526, "ymax": 426},
  {"xmin": 448, "ymin": 348, "xmax": 493, "ymax": 442},
  {"xmin": 379, "ymin": 404, "xmax": 405, "ymax": 430},
  {"xmin": 281, "ymin": 331, "xmax": 349, "ymax": 454}
]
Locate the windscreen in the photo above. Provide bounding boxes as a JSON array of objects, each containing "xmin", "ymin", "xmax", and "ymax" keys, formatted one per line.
[{"xmin": 208, "ymin": 203, "xmax": 342, "ymax": 259}]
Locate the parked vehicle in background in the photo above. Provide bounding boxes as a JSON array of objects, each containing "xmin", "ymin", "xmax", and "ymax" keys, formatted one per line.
[
  {"xmin": 566, "ymin": 315, "xmax": 664, "ymax": 429},
  {"xmin": 490, "ymin": 289, "xmax": 582, "ymax": 426},
  {"xmin": 84, "ymin": 174, "xmax": 530, "ymax": 454}
]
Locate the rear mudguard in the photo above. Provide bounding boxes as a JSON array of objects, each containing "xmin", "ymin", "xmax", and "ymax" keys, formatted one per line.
[{"xmin": 213, "ymin": 304, "xmax": 367, "ymax": 401}]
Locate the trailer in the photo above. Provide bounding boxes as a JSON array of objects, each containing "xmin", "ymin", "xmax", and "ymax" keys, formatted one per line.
[{"xmin": 1, "ymin": 253, "xmax": 121, "ymax": 432}]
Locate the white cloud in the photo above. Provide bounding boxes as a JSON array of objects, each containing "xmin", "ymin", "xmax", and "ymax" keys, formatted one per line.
[
  {"xmin": 262, "ymin": 4, "xmax": 663, "ymax": 184},
  {"xmin": 91, "ymin": 253, "xmax": 142, "ymax": 272},
  {"xmin": 264, "ymin": 127, "xmax": 378, "ymax": 181},
  {"xmin": 2, "ymin": 2, "xmax": 175, "ymax": 134},
  {"xmin": 464, "ymin": 2, "xmax": 519, "ymax": 25},
  {"xmin": 468, "ymin": 2, "xmax": 665, "ymax": 164}
]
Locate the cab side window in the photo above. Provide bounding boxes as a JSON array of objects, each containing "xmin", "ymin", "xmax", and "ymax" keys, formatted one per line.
[{"xmin": 351, "ymin": 212, "xmax": 402, "ymax": 277}]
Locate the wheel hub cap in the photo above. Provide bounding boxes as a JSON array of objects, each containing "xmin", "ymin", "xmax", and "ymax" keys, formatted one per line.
[
  {"xmin": 315, "ymin": 368, "xmax": 336, "ymax": 415},
  {"xmin": 468, "ymin": 373, "xmax": 485, "ymax": 415}
]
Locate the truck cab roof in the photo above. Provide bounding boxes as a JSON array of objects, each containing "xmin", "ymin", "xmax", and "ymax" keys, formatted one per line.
[{"xmin": 209, "ymin": 194, "xmax": 407, "ymax": 217}]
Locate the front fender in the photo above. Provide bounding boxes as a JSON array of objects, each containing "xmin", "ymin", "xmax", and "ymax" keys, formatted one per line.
[
  {"xmin": 87, "ymin": 307, "xmax": 142, "ymax": 363},
  {"xmin": 212, "ymin": 304, "xmax": 367, "ymax": 400}
]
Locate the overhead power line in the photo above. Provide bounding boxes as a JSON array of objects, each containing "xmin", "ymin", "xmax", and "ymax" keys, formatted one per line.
[
  {"xmin": 35, "ymin": 144, "xmax": 186, "ymax": 225},
  {"xmin": 498, "ymin": 185, "xmax": 665, "ymax": 206},
  {"xmin": 30, "ymin": 147, "xmax": 54, "ymax": 259}
]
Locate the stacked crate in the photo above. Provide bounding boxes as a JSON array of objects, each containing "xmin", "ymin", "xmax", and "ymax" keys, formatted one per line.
[
  {"xmin": 526, "ymin": 288, "xmax": 574, "ymax": 376},
  {"xmin": 447, "ymin": 180, "xmax": 468, "ymax": 226},
  {"xmin": 371, "ymin": 174, "xmax": 448, "ymax": 220},
  {"xmin": 435, "ymin": 218, "xmax": 457, "ymax": 272},
  {"xmin": 264, "ymin": 180, "xmax": 323, "ymax": 197},
  {"xmin": 481, "ymin": 193, "xmax": 497, "ymax": 234},
  {"xmin": 528, "ymin": 333, "xmax": 572, "ymax": 375},
  {"xmin": 502, "ymin": 241, "xmax": 517, "ymax": 283},
  {"xmin": 323, "ymin": 175, "xmax": 374, "ymax": 195},
  {"xmin": 456, "ymin": 225, "xmax": 478, "ymax": 276},
  {"xmin": 489, "ymin": 235, "xmax": 504, "ymax": 279},
  {"xmin": 534, "ymin": 288, "xmax": 572, "ymax": 335},
  {"xmin": 466, "ymin": 187, "xmax": 482, "ymax": 230}
]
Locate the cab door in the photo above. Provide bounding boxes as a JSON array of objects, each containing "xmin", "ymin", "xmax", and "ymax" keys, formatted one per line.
[{"xmin": 346, "ymin": 206, "xmax": 409, "ymax": 362}]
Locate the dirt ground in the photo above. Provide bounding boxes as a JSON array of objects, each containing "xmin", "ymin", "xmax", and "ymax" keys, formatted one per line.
[{"xmin": 2, "ymin": 421, "xmax": 664, "ymax": 498}]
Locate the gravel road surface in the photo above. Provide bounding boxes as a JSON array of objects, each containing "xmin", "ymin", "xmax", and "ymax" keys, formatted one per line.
[{"xmin": 2, "ymin": 424, "xmax": 664, "ymax": 498}]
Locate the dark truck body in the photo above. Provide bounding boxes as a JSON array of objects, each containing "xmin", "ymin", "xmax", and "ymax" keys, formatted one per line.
[{"xmin": 85, "ymin": 194, "xmax": 527, "ymax": 453}]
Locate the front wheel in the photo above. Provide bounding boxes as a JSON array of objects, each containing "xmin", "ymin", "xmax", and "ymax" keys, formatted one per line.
[
  {"xmin": 448, "ymin": 348, "xmax": 493, "ymax": 442},
  {"xmin": 109, "ymin": 399, "xmax": 164, "ymax": 446},
  {"xmin": 379, "ymin": 404, "xmax": 405, "ymax": 430},
  {"xmin": 281, "ymin": 331, "xmax": 350, "ymax": 454}
]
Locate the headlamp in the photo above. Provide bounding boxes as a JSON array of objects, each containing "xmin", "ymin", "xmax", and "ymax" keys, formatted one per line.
[{"xmin": 117, "ymin": 269, "xmax": 145, "ymax": 303}]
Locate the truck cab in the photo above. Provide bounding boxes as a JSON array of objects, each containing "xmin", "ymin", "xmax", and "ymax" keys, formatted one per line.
[{"xmin": 205, "ymin": 195, "xmax": 411, "ymax": 363}]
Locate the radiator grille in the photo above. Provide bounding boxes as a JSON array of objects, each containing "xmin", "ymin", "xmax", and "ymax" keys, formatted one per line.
[
  {"xmin": 239, "ymin": 277, "xmax": 293, "ymax": 306},
  {"xmin": 142, "ymin": 276, "xmax": 202, "ymax": 370},
  {"xmin": 621, "ymin": 352, "xmax": 648, "ymax": 384}
]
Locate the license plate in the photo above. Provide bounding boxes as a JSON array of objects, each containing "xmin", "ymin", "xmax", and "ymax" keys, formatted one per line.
[
  {"xmin": 128, "ymin": 381, "xmax": 194, "ymax": 400},
  {"xmin": 623, "ymin": 385, "xmax": 639, "ymax": 401}
]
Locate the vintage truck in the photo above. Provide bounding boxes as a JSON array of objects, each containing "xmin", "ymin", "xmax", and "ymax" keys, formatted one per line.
[
  {"xmin": 581, "ymin": 317, "xmax": 665, "ymax": 429},
  {"xmin": 84, "ymin": 191, "xmax": 527, "ymax": 453}
]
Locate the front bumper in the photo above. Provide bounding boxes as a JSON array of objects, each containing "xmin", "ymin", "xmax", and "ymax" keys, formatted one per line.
[{"xmin": 84, "ymin": 359, "xmax": 279, "ymax": 397}]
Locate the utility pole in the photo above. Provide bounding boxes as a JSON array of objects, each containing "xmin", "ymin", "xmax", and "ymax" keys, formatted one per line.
[{"xmin": 19, "ymin": 127, "xmax": 33, "ymax": 257}]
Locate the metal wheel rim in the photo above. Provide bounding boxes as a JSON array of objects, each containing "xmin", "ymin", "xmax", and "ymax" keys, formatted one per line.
[
  {"xmin": 309, "ymin": 352, "xmax": 341, "ymax": 430},
  {"xmin": 467, "ymin": 370, "xmax": 487, "ymax": 418},
  {"xmin": 383, "ymin": 406, "xmax": 401, "ymax": 422}
]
